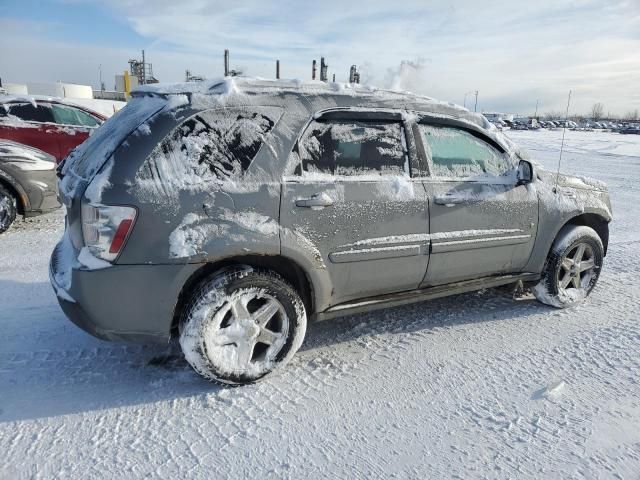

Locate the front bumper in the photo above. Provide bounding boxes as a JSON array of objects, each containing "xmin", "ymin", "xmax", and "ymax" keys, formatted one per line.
[{"xmin": 49, "ymin": 239, "xmax": 201, "ymax": 343}]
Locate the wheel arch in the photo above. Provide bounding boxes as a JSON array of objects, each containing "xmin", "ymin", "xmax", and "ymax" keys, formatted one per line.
[
  {"xmin": 170, "ymin": 254, "xmax": 315, "ymax": 336},
  {"xmin": 563, "ymin": 213, "xmax": 609, "ymax": 255},
  {"xmin": 0, "ymin": 172, "xmax": 28, "ymax": 215}
]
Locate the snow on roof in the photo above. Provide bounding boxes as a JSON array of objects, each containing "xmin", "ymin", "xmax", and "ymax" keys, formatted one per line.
[
  {"xmin": 133, "ymin": 76, "xmax": 485, "ymax": 125},
  {"xmin": 0, "ymin": 94, "xmax": 103, "ymax": 116}
]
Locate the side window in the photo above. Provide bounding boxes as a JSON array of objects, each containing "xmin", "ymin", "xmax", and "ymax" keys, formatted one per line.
[
  {"xmin": 298, "ymin": 120, "xmax": 407, "ymax": 177},
  {"xmin": 51, "ymin": 104, "xmax": 100, "ymax": 127},
  {"xmin": 51, "ymin": 104, "xmax": 81, "ymax": 125},
  {"xmin": 418, "ymin": 124, "xmax": 511, "ymax": 178},
  {"xmin": 74, "ymin": 109, "xmax": 100, "ymax": 127},
  {"xmin": 138, "ymin": 107, "xmax": 280, "ymax": 187},
  {"xmin": 7, "ymin": 103, "xmax": 54, "ymax": 123}
]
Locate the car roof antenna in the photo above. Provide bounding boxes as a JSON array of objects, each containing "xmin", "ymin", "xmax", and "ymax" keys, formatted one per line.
[{"xmin": 554, "ymin": 90, "xmax": 572, "ymax": 193}]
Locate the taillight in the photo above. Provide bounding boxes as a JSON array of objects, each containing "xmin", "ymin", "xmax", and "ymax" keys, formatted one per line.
[{"xmin": 81, "ymin": 203, "xmax": 136, "ymax": 262}]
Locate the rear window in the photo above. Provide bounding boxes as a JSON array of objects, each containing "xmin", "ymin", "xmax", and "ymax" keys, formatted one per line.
[
  {"xmin": 134, "ymin": 106, "xmax": 282, "ymax": 203},
  {"xmin": 7, "ymin": 103, "xmax": 54, "ymax": 123},
  {"xmin": 62, "ymin": 95, "xmax": 168, "ymax": 180}
]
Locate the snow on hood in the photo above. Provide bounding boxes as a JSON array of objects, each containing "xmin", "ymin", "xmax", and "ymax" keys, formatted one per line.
[{"xmin": 0, "ymin": 140, "xmax": 55, "ymax": 163}]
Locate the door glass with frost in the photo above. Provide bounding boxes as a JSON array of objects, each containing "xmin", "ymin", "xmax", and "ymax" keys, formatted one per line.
[
  {"xmin": 298, "ymin": 120, "xmax": 408, "ymax": 178},
  {"xmin": 418, "ymin": 124, "xmax": 511, "ymax": 179}
]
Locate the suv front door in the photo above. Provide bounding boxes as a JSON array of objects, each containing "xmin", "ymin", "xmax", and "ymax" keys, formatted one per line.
[
  {"xmin": 280, "ymin": 112, "xmax": 430, "ymax": 308},
  {"xmin": 415, "ymin": 121, "xmax": 539, "ymax": 286}
]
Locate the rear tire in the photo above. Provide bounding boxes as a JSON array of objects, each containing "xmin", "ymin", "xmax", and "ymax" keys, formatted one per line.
[
  {"xmin": 179, "ymin": 266, "xmax": 307, "ymax": 384},
  {"xmin": 533, "ymin": 225, "xmax": 603, "ymax": 308},
  {"xmin": 0, "ymin": 186, "xmax": 17, "ymax": 234}
]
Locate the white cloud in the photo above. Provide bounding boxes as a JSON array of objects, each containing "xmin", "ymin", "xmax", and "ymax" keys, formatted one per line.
[{"xmin": 1, "ymin": 0, "xmax": 639, "ymax": 115}]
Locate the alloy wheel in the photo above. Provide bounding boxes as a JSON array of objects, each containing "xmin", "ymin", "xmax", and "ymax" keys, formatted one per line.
[
  {"xmin": 557, "ymin": 242, "xmax": 597, "ymax": 295},
  {"xmin": 203, "ymin": 291, "xmax": 289, "ymax": 372}
]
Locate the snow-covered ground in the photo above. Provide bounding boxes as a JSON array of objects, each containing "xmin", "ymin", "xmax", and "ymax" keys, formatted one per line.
[{"xmin": 1, "ymin": 130, "xmax": 639, "ymax": 479}]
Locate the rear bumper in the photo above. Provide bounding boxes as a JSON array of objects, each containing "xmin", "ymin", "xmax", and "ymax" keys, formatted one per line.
[{"xmin": 49, "ymin": 239, "xmax": 201, "ymax": 343}]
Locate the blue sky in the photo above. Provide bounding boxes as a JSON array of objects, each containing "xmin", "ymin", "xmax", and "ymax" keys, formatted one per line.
[{"xmin": 1, "ymin": 0, "xmax": 638, "ymax": 116}]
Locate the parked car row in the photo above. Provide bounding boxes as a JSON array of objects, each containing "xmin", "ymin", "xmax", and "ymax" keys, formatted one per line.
[
  {"xmin": 488, "ymin": 116, "xmax": 640, "ymax": 133},
  {"xmin": 0, "ymin": 94, "xmax": 111, "ymax": 232}
]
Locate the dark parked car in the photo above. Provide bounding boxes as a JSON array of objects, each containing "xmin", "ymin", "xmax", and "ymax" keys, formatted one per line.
[
  {"xmin": 50, "ymin": 78, "xmax": 612, "ymax": 384},
  {"xmin": 0, "ymin": 140, "xmax": 60, "ymax": 233},
  {"xmin": 0, "ymin": 96, "xmax": 106, "ymax": 163}
]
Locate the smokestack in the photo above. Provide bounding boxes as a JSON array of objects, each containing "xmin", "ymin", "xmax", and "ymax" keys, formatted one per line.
[
  {"xmin": 349, "ymin": 65, "xmax": 361, "ymax": 84},
  {"xmin": 142, "ymin": 49, "xmax": 146, "ymax": 85},
  {"xmin": 312, "ymin": 60, "xmax": 317, "ymax": 80},
  {"xmin": 320, "ymin": 57, "xmax": 328, "ymax": 82},
  {"xmin": 224, "ymin": 49, "xmax": 230, "ymax": 77},
  {"xmin": 332, "ymin": 74, "xmax": 335, "ymax": 82},
  {"xmin": 276, "ymin": 60, "xmax": 280, "ymax": 79}
]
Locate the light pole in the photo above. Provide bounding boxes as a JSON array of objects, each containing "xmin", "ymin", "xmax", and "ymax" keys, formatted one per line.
[
  {"xmin": 464, "ymin": 90, "xmax": 479, "ymax": 111},
  {"xmin": 463, "ymin": 91, "xmax": 474, "ymax": 108}
]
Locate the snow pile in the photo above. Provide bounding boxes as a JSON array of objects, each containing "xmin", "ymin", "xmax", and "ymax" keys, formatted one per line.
[
  {"xmin": 77, "ymin": 247, "xmax": 111, "ymax": 270},
  {"xmin": 169, "ymin": 213, "xmax": 229, "ymax": 258},
  {"xmin": 49, "ymin": 230, "xmax": 77, "ymax": 302},
  {"xmin": 83, "ymin": 159, "xmax": 113, "ymax": 204}
]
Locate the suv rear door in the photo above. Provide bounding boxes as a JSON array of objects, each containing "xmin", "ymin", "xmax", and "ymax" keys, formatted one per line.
[
  {"xmin": 280, "ymin": 110, "xmax": 430, "ymax": 308},
  {"xmin": 415, "ymin": 120, "xmax": 539, "ymax": 286}
]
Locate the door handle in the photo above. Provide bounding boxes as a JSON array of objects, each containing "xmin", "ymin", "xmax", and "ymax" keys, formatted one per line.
[
  {"xmin": 434, "ymin": 195, "xmax": 470, "ymax": 206},
  {"xmin": 295, "ymin": 192, "xmax": 334, "ymax": 209}
]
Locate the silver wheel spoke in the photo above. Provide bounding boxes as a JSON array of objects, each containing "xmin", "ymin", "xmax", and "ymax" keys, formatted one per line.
[
  {"xmin": 253, "ymin": 300, "xmax": 280, "ymax": 327},
  {"xmin": 230, "ymin": 297, "xmax": 250, "ymax": 320},
  {"xmin": 257, "ymin": 328, "xmax": 280, "ymax": 346},
  {"xmin": 561, "ymin": 257, "xmax": 574, "ymax": 271},
  {"xmin": 571, "ymin": 275, "xmax": 582, "ymax": 289},
  {"xmin": 212, "ymin": 328, "xmax": 236, "ymax": 346},
  {"xmin": 236, "ymin": 339, "xmax": 255, "ymax": 367},
  {"xmin": 579, "ymin": 258, "xmax": 595, "ymax": 272},
  {"xmin": 560, "ymin": 272, "xmax": 573, "ymax": 289},
  {"xmin": 573, "ymin": 244, "xmax": 586, "ymax": 263}
]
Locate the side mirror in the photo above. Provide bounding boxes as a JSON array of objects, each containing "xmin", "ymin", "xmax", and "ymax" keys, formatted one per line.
[{"xmin": 517, "ymin": 159, "xmax": 534, "ymax": 185}]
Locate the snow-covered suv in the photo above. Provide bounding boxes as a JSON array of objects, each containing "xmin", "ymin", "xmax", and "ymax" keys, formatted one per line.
[{"xmin": 50, "ymin": 78, "xmax": 612, "ymax": 384}]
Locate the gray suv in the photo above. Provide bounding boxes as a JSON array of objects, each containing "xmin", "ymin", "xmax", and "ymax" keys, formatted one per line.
[{"xmin": 50, "ymin": 78, "xmax": 612, "ymax": 384}]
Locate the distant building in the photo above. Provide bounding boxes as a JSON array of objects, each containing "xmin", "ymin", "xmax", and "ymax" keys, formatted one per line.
[{"xmin": 483, "ymin": 112, "xmax": 514, "ymax": 122}]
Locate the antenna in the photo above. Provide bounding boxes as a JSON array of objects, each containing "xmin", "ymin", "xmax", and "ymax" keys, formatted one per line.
[{"xmin": 554, "ymin": 90, "xmax": 572, "ymax": 193}]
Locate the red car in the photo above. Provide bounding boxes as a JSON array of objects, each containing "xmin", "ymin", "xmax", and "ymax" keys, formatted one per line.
[{"xmin": 0, "ymin": 96, "xmax": 107, "ymax": 163}]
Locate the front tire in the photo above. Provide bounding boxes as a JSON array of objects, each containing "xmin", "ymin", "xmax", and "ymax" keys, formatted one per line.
[
  {"xmin": 533, "ymin": 225, "xmax": 604, "ymax": 308},
  {"xmin": 179, "ymin": 266, "xmax": 307, "ymax": 384},
  {"xmin": 0, "ymin": 186, "xmax": 17, "ymax": 234}
]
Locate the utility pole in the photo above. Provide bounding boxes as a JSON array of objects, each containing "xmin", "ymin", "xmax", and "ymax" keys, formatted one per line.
[
  {"xmin": 474, "ymin": 90, "xmax": 478, "ymax": 113},
  {"xmin": 224, "ymin": 49, "xmax": 230, "ymax": 77},
  {"xmin": 312, "ymin": 60, "xmax": 317, "ymax": 80},
  {"xmin": 276, "ymin": 60, "xmax": 280, "ymax": 79}
]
